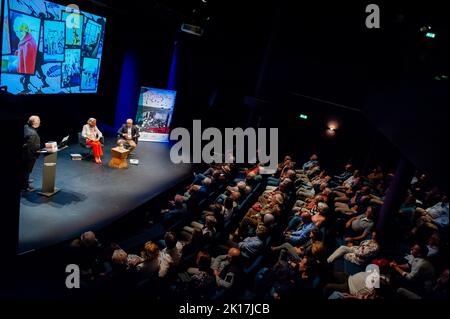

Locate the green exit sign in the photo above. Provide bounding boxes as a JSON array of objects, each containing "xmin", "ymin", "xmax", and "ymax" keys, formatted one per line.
[
  {"xmin": 425, "ymin": 32, "xmax": 436, "ymax": 38},
  {"xmin": 299, "ymin": 114, "xmax": 308, "ymax": 120}
]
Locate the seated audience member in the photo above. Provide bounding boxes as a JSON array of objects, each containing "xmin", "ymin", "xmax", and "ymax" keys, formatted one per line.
[
  {"xmin": 390, "ymin": 244, "xmax": 435, "ymax": 295},
  {"xmin": 188, "ymin": 251, "xmax": 217, "ymax": 299},
  {"xmin": 340, "ymin": 169, "xmax": 361, "ymax": 191},
  {"xmin": 272, "ymin": 227, "xmax": 322, "ymax": 262},
  {"xmin": 222, "ymin": 196, "xmax": 237, "ymax": 222},
  {"xmin": 302, "ymin": 154, "xmax": 319, "ymax": 171},
  {"xmin": 323, "ymin": 268, "xmax": 386, "ymax": 299},
  {"xmin": 197, "ymin": 177, "xmax": 212, "ymax": 200},
  {"xmin": 285, "ymin": 212, "xmax": 316, "ymax": 246},
  {"xmin": 343, "ymin": 206, "xmax": 376, "ymax": 244},
  {"xmin": 370, "ymin": 183, "xmax": 387, "ymax": 205},
  {"xmin": 268, "ymin": 163, "xmax": 296, "ymax": 187},
  {"xmin": 181, "ymin": 228, "xmax": 204, "ymax": 257},
  {"xmin": 296, "ymin": 179, "xmax": 327, "ymax": 200},
  {"xmin": 367, "ymin": 166, "xmax": 384, "ymax": 185},
  {"xmin": 397, "ymin": 268, "xmax": 449, "ymax": 299},
  {"xmin": 211, "ymin": 248, "xmax": 242, "ymax": 290},
  {"xmin": 311, "ymin": 202, "xmax": 328, "ymax": 227},
  {"xmin": 69, "ymin": 231, "xmax": 108, "ymax": 280},
  {"xmin": 201, "ymin": 215, "xmax": 217, "ymax": 240},
  {"xmin": 333, "ymin": 164, "xmax": 354, "ymax": 184},
  {"xmin": 160, "ymin": 194, "xmax": 187, "ymax": 223},
  {"xmin": 413, "ymin": 195, "xmax": 449, "ymax": 232},
  {"xmin": 311, "ymin": 170, "xmax": 329, "ymax": 187},
  {"xmin": 159, "ymin": 231, "xmax": 183, "ymax": 278},
  {"xmin": 273, "ymin": 155, "xmax": 293, "ymax": 178},
  {"xmin": 82, "ymin": 118, "xmax": 104, "ymax": 164},
  {"xmin": 327, "ymin": 231, "xmax": 380, "ymax": 266},
  {"xmin": 117, "ymin": 118, "xmax": 140, "ymax": 153},
  {"xmin": 108, "ymin": 249, "xmax": 139, "ymax": 290},
  {"xmin": 426, "ymin": 233, "xmax": 440, "ymax": 258},
  {"xmin": 268, "ymin": 261, "xmax": 296, "ymax": 300},
  {"xmin": 292, "ymin": 194, "xmax": 324, "ymax": 213},
  {"xmin": 194, "ymin": 169, "xmax": 224, "ymax": 192},
  {"xmin": 305, "ymin": 163, "xmax": 321, "ymax": 178},
  {"xmin": 263, "ymin": 213, "xmax": 276, "ymax": 232},
  {"xmin": 202, "ymin": 204, "xmax": 225, "ymax": 231},
  {"xmin": 410, "ymin": 172, "xmax": 429, "ymax": 200},
  {"xmin": 397, "ymin": 194, "xmax": 418, "ymax": 229},
  {"xmin": 287, "ymin": 202, "xmax": 328, "ymax": 229},
  {"xmin": 293, "ymin": 241, "xmax": 327, "ymax": 285},
  {"xmin": 235, "ymin": 193, "xmax": 282, "ymax": 239},
  {"xmin": 227, "ymin": 181, "xmax": 247, "ymax": 196},
  {"xmin": 421, "ymin": 186, "xmax": 442, "ymax": 208},
  {"xmin": 183, "ymin": 184, "xmax": 199, "ymax": 201},
  {"xmin": 136, "ymin": 241, "xmax": 161, "ymax": 278},
  {"xmin": 334, "ymin": 186, "xmax": 370, "ymax": 214},
  {"xmin": 237, "ymin": 224, "xmax": 267, "ymax": 261}
]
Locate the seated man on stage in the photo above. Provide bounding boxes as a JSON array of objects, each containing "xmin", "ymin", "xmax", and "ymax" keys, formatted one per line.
[
  {"xmin": 82, "ymin": 118, "xmax": 104, "ymax": 164},
  {"xmin": 117, "ymin": 119, "xmax": 140, "ymax": 153}
]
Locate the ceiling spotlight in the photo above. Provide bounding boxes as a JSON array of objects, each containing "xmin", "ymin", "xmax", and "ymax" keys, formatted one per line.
[
  {"xmin": 420, "ymin": 25, "xmax": 432, "ymax": 32},
  {"xmin": 326, "ymin": 128, "xmax": 336, "ymax": 137},
  {"xmin": 327, "ymin": 120, "xmax": 339, "ymax": 131}
]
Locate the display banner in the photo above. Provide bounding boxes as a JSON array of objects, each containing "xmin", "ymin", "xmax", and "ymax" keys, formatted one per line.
[{"xmin": 135, "ymin": 86, "xmax": 176, "ymax": 142}]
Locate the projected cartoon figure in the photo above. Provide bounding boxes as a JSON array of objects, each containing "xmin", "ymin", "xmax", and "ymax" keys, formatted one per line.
[
  {"xmin": 15, "ymin": 12, "xmax": 51, "ymax": 94},
  {"xmin": 43, "ymin": 20, "xmax": 64, "ymax": 62},
  {"xmin": 72, "ymin": 29, "xmax": 81, "ymax": 46},
  {"xmin": 2, "ymin": 0, "xmax": 106, "ymax": 94},
  {"xmin": 62, "ymin": 49, "xmax": 81, "ymax": 88},
  {"xmin": 82, "ymin": 19, "xmax": 102, "ymax": 57},
  {"xmin": 81, "ymin": 57, "xmax": 99, "ymax": 91},
  {"xmin": 13, "ymin": 17, "xmax": 37, "ymax": 74}
]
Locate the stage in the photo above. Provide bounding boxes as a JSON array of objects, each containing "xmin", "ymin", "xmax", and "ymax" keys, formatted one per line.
[{"xmin": 19, "ymin": 139, "xmax": 193, "ymax": 254}]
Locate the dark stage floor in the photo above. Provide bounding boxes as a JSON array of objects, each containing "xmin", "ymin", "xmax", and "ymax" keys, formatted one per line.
[{"xmin": 19, "ymin": 138, "xmax": 193, "ymax": 254}]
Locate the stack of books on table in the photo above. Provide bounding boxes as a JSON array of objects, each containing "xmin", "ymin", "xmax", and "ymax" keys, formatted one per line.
[{"xmin": 70, "ymin": 154, "xmax": 82, "ymax": 160}]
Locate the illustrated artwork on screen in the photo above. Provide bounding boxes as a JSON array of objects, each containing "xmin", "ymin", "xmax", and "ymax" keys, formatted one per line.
[
  {"xmin": 135, "ymin": 87, "xmax": 177, "ymax": 143},
  {"xmin": 0, "ymin": 0, "xmax": 106, "ymax": 94}
]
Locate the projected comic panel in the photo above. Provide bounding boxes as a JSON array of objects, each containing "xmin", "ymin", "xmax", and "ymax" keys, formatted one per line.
[
  {"xmin": 136, "ymin": 87, "xmax": 177, "ymax": 143},
  {"xmin": 0, "ymin": 0, "xmax": 106, "ymax": 94}
]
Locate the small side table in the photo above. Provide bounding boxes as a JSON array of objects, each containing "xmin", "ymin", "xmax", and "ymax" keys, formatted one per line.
[{"xmin": 109, "ymin": 146, "xmax": 130, "ymax": 169}]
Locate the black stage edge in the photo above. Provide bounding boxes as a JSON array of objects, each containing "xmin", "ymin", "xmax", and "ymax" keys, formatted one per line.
[{"xmin": 19, "ymin": 138, "xmax": 193, "ymax": 254}]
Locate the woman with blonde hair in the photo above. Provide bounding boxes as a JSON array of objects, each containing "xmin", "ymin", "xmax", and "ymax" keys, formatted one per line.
[{"xmin": 82, "ymin": 118, "xmax": 103, "ymax": 164}]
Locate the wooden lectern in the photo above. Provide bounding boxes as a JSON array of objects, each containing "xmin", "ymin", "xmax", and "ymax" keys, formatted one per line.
[{"xmin": 109, "ymin": 146, "xmax": 129, "ymax": 169}]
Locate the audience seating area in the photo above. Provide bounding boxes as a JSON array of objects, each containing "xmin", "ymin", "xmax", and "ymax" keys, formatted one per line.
[{"xmin": 63, "ymin": 155, "xmax": 448, "ymax": 300}]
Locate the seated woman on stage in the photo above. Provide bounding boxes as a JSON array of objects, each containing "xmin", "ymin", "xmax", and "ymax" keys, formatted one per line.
[{"xmin": 82, "ymin": 118, "xmax": 104, "ymax": 164}]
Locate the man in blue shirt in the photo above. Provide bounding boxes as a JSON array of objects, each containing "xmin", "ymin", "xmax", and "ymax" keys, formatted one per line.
[
  {"xmin": 238, "ymin": 224, "xmax": 267, "ymax": 260},
  {"xmin": 285, "ymin": 212, "xmax": 316, "ymax": 246},
  {"xmin": 414, "ymin": 195, "xmax": 449, "ymax": 232}
]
